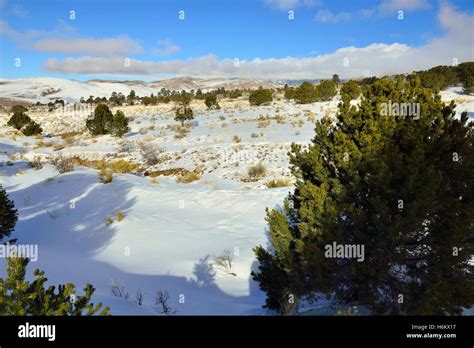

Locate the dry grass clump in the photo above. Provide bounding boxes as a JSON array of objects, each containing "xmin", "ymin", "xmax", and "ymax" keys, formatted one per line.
[
  {"xmin": 175, "ymin": 171, "xmax": 200, "ymax": 183},
  {"xmin": 265, "ymin": 178, "xmax": 291, "ymax": 188},
  {"xmin": 248, "ymin": 162, "xmax": 266, "ymax": 178}
]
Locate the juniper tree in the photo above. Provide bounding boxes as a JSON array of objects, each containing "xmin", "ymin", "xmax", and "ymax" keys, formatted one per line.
[
  {"xmin": 22, "ymin": 121, "xmax": 43, "ymax": 136},
  {"xmin": 205, "ymin": 94, "xmax": 220, "ymax": 109},
  {"xmin": 7, "ymin": 112, "xmax": 31, "ymax": 130},
  {"xmin": 86, "ymin": 104, "xmax": 114, "ymax": 135},
  {"xmin": 174, "ymin": 107, "xmax": 194, "ymax": 126},
  {"xmin": 249, "ymin": 89, "xmax": 273, "ymax": 106},
  {"xmin": 0, "ymin": 256, "xmax": 110, "ymax": 315},
  {"xmin": 317, "ymin": 80, "xmax": 337, "ymax": 101},
  {"xmin": 340, "ymin": 80, "xmax": 362, "ymax": 100},
  {"xmin": 110, "ymin": 110, "xmax": 130, "ymax": 137},
  {"xmin": 294, "ymin": 82, "xmax": 318, "ymax": 104},
  {"xmin": 0, "ymin": 186, "xmax": 17, "ymax": 241},
  {"xmin": 252, "ymin": 77, "xmax": 474, "ymax": 315}
]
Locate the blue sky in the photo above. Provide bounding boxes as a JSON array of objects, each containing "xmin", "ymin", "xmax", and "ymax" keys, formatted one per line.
[{"xmin": 0, "ymin": 0, "xmax": 473, "ymax": 80}]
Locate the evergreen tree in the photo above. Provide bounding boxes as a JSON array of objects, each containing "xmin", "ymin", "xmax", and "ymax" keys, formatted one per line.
[
  {"xmin": 0, "ymin": 256, "xmax": 110, "ymax": 315},
  {"xmin": 9, "ymin": 105, "xmax": 28, "ymax": 114},
  {"xmin": 174, "ymin": 107, "xmax": 194, "ymax": 126},
  {"xmin": 340, "ymin": 80, "xmax": 362, "ymax": 100},
  {"xmin": 7, "ymin": 112, "xmax": 31, "ymax": 130},
  {"xmin": 249, "ymin": 89, "xmax": 273, "ymax": 106},
  {"xmin": 252, "ymin": 77, "xmax": 474, "ymax": 315},
  {"xmin": 332, "ymin": 74, "xmax": 341, "ymax": 87},
  {"xmin": 317, "ymin": 80, "xmax": 337, "ymax": 101},
  {"xmin": 127, "ymin": 90, "xmax": 136, "ymax": 105},
  {"xmin": 110, "ymin": 110, "xmax": 130, "ymax": 137},
  {"xmin": 22, "ymin": 121, "xmax": 43, "ymax": 136},
  {"xmin": 205, "ymin": 94, "xmax": 220, "ymax": 109},
  {"xmin": 0, "ymin": 186, "xmax": 17, "ymax": 241},
  {"xmin": 86, "ymin": 104, "xmax": 114, "ymax": 135},
  {"xmin": 294, "ymin": 81, "xmax": 318, "ymax": 104},
  {"xmin": 463, "ymin": 75, "xmax": 474, "ymax": 95}
]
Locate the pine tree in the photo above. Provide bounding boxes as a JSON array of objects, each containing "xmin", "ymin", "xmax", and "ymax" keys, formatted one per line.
[
  {"xmin": 22, "ymin": 121, "xmax": 43, "ymax": 136},
  {"xmin": 340, "ymin": 80, "xmax": 362, "ymax": 100},
  {"xmin": 249, "ymin": 89, "xmax": 273, "ymax": 106},
  {"xmin": 0, "ymin": 186, "xmax": 17, "ymax": 242},
  {"xmin": 205, "ymin": 94, "xmax": 220, "ymax": 109},
  {"xmin": 0, "ymin": 256, "xmax": 110, "ymax": 315},
  {"xmin": 86, "ymin": 104, "xmax": 114, "ymax": 135},
  {"xmin": 110, "ymin": 110, "xmax": 130, "ymax": 137},
  {"xmin": 174, "ymin": 106, "xmax": 194, "ymax": 126},
  {"xmin": 7, "ymin": 112, "xmax": 31, "ymax": 130},
  {"xmin": 332, "ymin": 74, "xmax": 340, "ymax": 88},
  {"xmin": 317, "ymin": 80, "xmax": 337, "ymax": 101},
  {"xmin": 252, "ymin": 77, "xmax": 474, "ymax": 315},
  {"xmin": 294, "ymin": 81, "xmax": 318, "ymax": 104}
]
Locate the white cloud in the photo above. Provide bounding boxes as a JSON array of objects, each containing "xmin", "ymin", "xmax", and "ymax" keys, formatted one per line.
[
  {"xmin": 264, "ymin": 0, "xmax": 320, "ymax": 11},
  {"xmin": 315, "ymin": 9, "xmax": 352, "ymax": 23},
  {"xmin": 32, "ymin": 36, "xmax": 143, "ymax": 56},
  {"xmin": 379, "ymin": 0, "xmax": 431, "ymax": 13},
  {"xmin": 153, "ymin": 39, "xmax": 180, "ymax": 56},
  {"xmin": 41, "ymin": 3, "xmax": 474, "ymax": 79},
  {"xmin": 0, "ymin": 20, "xmax": 143, "ymax": 56}
]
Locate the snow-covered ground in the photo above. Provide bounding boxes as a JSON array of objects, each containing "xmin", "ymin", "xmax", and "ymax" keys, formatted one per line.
[{"xmin": 0, "ymin": 86, "xmax": 472, "ymax": 315}]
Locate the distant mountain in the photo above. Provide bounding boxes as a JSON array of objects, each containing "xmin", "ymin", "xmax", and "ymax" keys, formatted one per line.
[{"xmin": 0, "ymin": 76, "xmax": 282, "ymax": 104}]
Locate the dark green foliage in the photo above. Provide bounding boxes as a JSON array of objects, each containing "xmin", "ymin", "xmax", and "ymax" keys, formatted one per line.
[
  {"xmin": 332, "ymin": 74, "xmax": 340, "ymax": 87},
  {"xmin": 463, "ymin": 76, "xmax": 474, "ymax": 95},
  {"xmin": 0, "ymin": 257, "xmax": 110, "ymax": 315},
  {"xmin": 110, "ymin": 110, "xmax": 130, "ymax": 137},
  {"xmin": 253, "ymin": 77, "xmax": 474, "ymax": 315},
  {"xmin": 109, "ymin": 92, "xmax": 125, "ymax": 106},
  {"xmin": 7, "ymin": 112, "xmax": 31, "ymax": 130},
  {"xmin": 0, "ymin": 186, "xmax": 17, "ymax": 241},
  {"xmin": 205, "ymin": 94, "xmax": 220, "ymax": 109},
  {"xmin": 294, "ymin": 81, "xmax": 318, "ymax": 104},
  {"xmin": 9, "ymin": 105, "xmax": 28, "ymax": 114},
  {"xmin": 86, "ymin": 104, "xmax": 114, "ymax": 135},
  {"xmin": 22, "ymin": 121, "xmax": 43, "ymax": 136},
  {"xmin": 317, "ymin": 80, "xmax": 337, "ymax": 101},
  {"xmin": 340, "ymin": 80, "xmax": 362, "ymax": 100},
  {"xmin": 174, "ymin": 107, "xmax": 194, "ymax": 126},
  {"xmin": 249, "ymin": 89, "xmax": 273, "ymax": 106}
]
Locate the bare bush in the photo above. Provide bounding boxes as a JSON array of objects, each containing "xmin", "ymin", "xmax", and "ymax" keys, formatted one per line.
[
  {"xmin": 155, "ymin": 290, "xmax": 176, "ymax": 315},
  {"xmin": 135, "ymin": 289, "xmax": 144, "ymax": 306},
  {"xmin": 248, "ymin": 162, "xmax": 266, "ymax": 178},
  {"xmin": 111, "ymin": 279, "xmax": 129, "ymax": 300},
  {"xmin": 28, "ymin": 156, "xmax": 43, "ymax": 170},
  {"xmin": 51, "ymin": 155, "xmax": 74, "ymax": 174},
  {"xmin": 139, "ymin": 142, "xmax": 165, "ymax": 166},
  {"xmin": 212, "ymin": 249, "xmax": 236, "ymax": 276}
]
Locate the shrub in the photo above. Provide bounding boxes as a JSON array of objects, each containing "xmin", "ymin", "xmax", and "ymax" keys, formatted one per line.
[
  {"xmin": 174, "ymin": 107, "xmax": 194, "ymax": 126},
  {"xmin": 86, "ymin": 104, "xmax": 113, "ymax": 135},
  {"xmin": 248, "ymin": 162, "xmax": 266, "ymax": 178},
  {"xmin": 205, "ymin": 94, "xmax": 220, "ymax": 109},
  {"xmin": 317, "ymin": 80, "xmax": 337, "ymax": 101},
  {"xmin": 109, "ymin": 110, "xmax": 130, "ymax": 137},
  {"xmin": 249, "ymin": 89, "xmax": 273, "ymax": 106},
  {"xmin": 139, "ymin": 142, "xmax": 164, "ymax": 166},
  {"xmin": 98, "ymin": 168, "xmax": 113, "ymax": 183},
  {"xmin": 0, "ymin": 256, "xmax": 109, "ymax": 315},
  {"xmin": 0, "ymin": 186, "xmax": 17, "ymax": 241},
  {"xmin": 212, "ymin": 249, "xmax": 236, "ymax": 276},
  {"xmin": 175, "ymin": 171, "xmax": 200, "ymax": 183},
  {"xmin": 340, "ymin": 80, "xmax": 362, "ymax": 100},
  {"xmin": 294, "ymin": 81, "xmax": 318, "ymax": 104},
  {"xmin": 22, "ymin": 121, "xmax": 42, "ymax": 136},
  {"xmin": 107, "ymin": 160, "xmax": 139, "ymax": 174},
  {"xmin": 51, "ymin": 155, "xmax": 74, "ymax": 174},
  {"xmin": 28, "ymin": 157, "xmax": 43, "ymax": 170},
  {"xmin": 9, "ymin": 105, "xmax": 28, "ymax": 114},
  {"xmin": 233, "ymin": 135, "xmax": 241, "ymax": 143},
  {"xmin": 7, "ymin": 112, "xmax": 31, "ymax": 130},
  {"xmin": 265, "ymin": 178, "xmax": 291, "ymax": 188},
  {"xmin": 115, "ymin": 211, "xmax": 125, "ymax": 222}
]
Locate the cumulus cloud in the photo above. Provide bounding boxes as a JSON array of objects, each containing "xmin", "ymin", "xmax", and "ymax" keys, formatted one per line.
[
  {"xmin": 0, "ymin": 20, "xmax": 142, "ymax": 56},
  {"xmin": 153, "ymin": 39, "xmax": 180, "ymax": 56},
  {"xmin": 44, "ymin": 3, "xmax": 473, "ymax": 79},
  {"xmin": 32, "ymin": 36, "xmax": 143, "ymax": 56}
]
